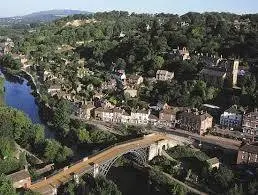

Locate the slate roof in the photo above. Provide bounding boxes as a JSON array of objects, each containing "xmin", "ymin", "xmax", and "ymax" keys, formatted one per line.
[
  {"xmin": 225, "ymin": 105, "xmax": 244, "ymax": 115},
  {"xmin": 178, "ymin": 110, "xmax": 212, "ymax": 121},
  {"xmin": 200, "ymin": 68, "xmax": 226, "ymax": 77}
]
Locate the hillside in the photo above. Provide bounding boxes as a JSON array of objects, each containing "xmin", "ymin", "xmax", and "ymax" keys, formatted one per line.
[{"xmin": 0, "ymin": 9, "xmax": 90, "ymax": 26}]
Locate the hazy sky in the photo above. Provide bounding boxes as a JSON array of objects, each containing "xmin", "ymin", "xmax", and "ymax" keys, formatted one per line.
[{"xmin": 1, "ymin": 0, "xmax": 258, "ymax": 17}]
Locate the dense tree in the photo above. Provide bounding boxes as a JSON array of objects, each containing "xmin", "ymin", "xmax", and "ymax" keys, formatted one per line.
[
  {"xmin": 0, "ymin": 174, "xmax": 16, "ymax": 195},
  {"xmin": 52, "ymin": 99, "xmax": 71, "ymax": 133},
  {"xmin": 0, "ymin": 137, "xmax": 16, "ymax": 159},
  {"xmin": 43, "ymin": 139, "xmax": 73, "ymax": 163}
]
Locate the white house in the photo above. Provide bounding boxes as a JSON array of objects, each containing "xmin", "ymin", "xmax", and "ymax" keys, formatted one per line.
[
  {"xmin": 220, "ymin": 105, "xmax": 244, "ymax": 128},
  {"xmin": 130, "ymin": 109, "xmax": 150, "ymax": 125}
]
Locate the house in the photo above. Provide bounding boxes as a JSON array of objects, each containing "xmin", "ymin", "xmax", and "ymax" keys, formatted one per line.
[
  {"xmin": 177, "ymin": 109, "xmax": 213, "ymax": 135},
  {"xmin": 112, "ymin": 108, "xmax": 125, "ymax": 123},
  {"xmin": 237, "ymin": 142, "xmax": 258, "ymax": 165},
  {"xmin": 149, "ymin": 114, "xmax": 159, "ymax": 125},
  {"xmin": 116, "ymin": 70, "xmax": 126, "ymax": 83},
  {"xmin": 159, "ymin": 105, "xmax": 179, "ymax": 128},
  {"xmin": 124, "ymin": 88, "xmax": 138, "ymax": 98},
  {"xmin": 220, "ymin": 105, "xmax": 244, "ymax": 129},
  {"xmin": 75, "ymin": 102, "xmax": 95, "ymax": 120},
  {"xmin": 119, "ymin": 31, "xmax": 126, "ymax": 38},
  {"xmin": 48, "ymin": 85, "xmax": 61, "ymax": 96},
  {"xmin": 19, "ymin": 54, "xmax": 28, "ymax": 65},
  {"xmin": 156, "ymin": 70, "xmax": 174, "ymax": 81},
  {"xmin": 94, "ymin": 107, "xmax": 113, "ymax": 122},
  {"xmin": 127, "ymin": 75, "xmax": 144, "ymax": 87},
  {"xmin": 178, "ymin": 47, "xmax": 191, "ymax": 60},
  {"xmin": 242, "ymin": 109, "xmax": 258, "ymax": 136},
  {"xmin": 77, "ymin": 67, "xmax": 88, "ymax": 78},
  {"xmin": 56, "ymin": 91, "xmax": 72, "ymax": 100},
  {"xmin": 130, "ymin": 109, "xmax": 150, "ymax": 125},
  {"xmin": 199, "ymin": 59, "xmax": 239, "ymax": 88},
  {"xmin": 101, "ymin": 79, "xmax": 117, "ymax": 90},
  {"xmin": 94, "ymin": 107, "xmax": 125, "ymax": 123},
  {"xmin": 7, "ymin": 169, "xmax": 31, "ymax": 189},
  {"xmin": 181, "ymin": 22, "xmax": 190, "ymax": 28},
  {"xmin": 206, "ymin": 157, "xmax": 220, "ymax": 169},
  {"xmin": 121, "ymin": 112, "xmax": 131, "ymax": 123},
  {"xmin": 149, "ymin": 102, "xmax": 168, "ymax": 111}
]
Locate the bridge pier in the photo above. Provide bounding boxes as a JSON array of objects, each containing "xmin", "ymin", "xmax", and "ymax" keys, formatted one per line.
[{"xmin": 93, "ymin": 163, "xmax": 100, "ymax": 178}]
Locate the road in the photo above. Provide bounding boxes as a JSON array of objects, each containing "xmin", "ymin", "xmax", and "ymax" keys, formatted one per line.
[
  {"xmin": 29, "ymin": 133, "xmax": 169, "ymax": 194},
  {"xmin": 83, "ymin": 120, "xmax": 241, "ymax": 150},
  {"xmin": 150, "ymin": 127, "xmax": 241, "ymax": 150}
]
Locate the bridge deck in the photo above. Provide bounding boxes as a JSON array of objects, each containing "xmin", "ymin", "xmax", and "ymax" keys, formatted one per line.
[{"xmin": 29, "ymin": 134, "xmax": 167, "ymax": 194}]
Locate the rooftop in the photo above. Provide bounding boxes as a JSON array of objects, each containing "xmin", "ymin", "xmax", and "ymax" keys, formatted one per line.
[
  {"xmin": 156, "ymin": 70, "xmax": 173, "ymax": 75},
  {"xmin": 178, "ymin": 110, "xmax": 212, "ymax": 121},
  {"xmin": 7, "ymin": 169, "xmax": 30, "ymax": 183},
  {"xmin": 225, "ymin": 105, "xmax": 244, "ymax": 115},
  {"xmin": 239, "ymin": 142, "xmax": 258, "ymax": 154},
  {"xmin": 200, "ymin": 68, "xmax": 226, "ymax": 77},
  {"xmin": 206, "ymin": 157, "xmax": 220, "ymax": 165}
]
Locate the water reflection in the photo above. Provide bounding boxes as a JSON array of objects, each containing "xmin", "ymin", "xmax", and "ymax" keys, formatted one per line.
[{"xmin": 0, "ymin": 69, "xmax": 54, "ymax": 138}]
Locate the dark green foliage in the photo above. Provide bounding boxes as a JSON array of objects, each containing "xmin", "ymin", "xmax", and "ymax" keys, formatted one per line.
[
  {"xmin": 167, "ymin": 145, "xmax": 209, "ymax": 161},
  {"xmin": 43, "ymin": 139, "xmax": 73, "ymax": 163},
  {"xmin": 149, "ymin": 167, "xmax": 188, "ymax": 195},
  {"xmin": 140, "ymin": 80, "xmax": 219, "ymax": 108},
  {"xmin": 0, "ymin": 106, "xmax": 45, "ymax": 148},
  {"xmin": 0, "ymin": 54, "xmax": 21, "ymax": 70},
  {"xmin": 0, "ymin": 137, "xmax": 16, "ymax": 159},
  {"xmin": 52, "ymin": 99, "xmax": 71, "ymax": 130},
  {"xmin": 0, "ymin": 174, "xmax": 16, "ymax": 195},
  {"xmin": 60, "ymin": 175, "xmax": 122, "ymax": 195}
]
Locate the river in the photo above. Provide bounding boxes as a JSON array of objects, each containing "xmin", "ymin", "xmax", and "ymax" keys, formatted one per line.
[{"xmin": 1, "ymin": 70, "xmax": 54, "ymax": 138}]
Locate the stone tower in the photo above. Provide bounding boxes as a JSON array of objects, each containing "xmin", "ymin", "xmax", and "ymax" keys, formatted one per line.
[{"xmin": 227, "ymin": 59, "xmax": 239, "ymax": 87}]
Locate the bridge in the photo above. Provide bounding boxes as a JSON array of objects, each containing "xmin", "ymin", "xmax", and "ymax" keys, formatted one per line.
[{"xmin": 29, "ymin": 133, "xmax": 189, "ymax": 195}]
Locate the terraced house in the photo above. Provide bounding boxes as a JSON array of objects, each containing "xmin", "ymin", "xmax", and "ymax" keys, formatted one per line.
[{"xmin": 177, "ymin": 109, "xmax": 213, "ymax": 135}]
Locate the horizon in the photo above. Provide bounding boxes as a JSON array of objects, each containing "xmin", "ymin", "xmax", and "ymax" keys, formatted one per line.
[
  {"xmin": 0, "ymin": 0, "xmax": 258, "ymax": 17},
  {"xmin": 2, "ymin": 9, "xmax": 258, "ymax": 18}
]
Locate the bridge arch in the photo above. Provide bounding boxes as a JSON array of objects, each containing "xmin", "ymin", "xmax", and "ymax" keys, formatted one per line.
[{"xmin": 94, "ymin": 147, "xmax": 148, "ymax": 177}]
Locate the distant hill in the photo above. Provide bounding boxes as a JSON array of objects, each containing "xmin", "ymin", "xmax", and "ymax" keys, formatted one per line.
[{"xmin": 0, "ymin": 10, "xmax": 91, "ymax": 26}]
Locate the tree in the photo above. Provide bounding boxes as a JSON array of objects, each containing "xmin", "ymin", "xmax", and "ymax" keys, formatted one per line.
[
  {"xmin": 0, "ymin": 137, "xmax": 16, "ymax": 159},
  {"xmin": 0, "ymin": 174, "xmax": 16, "ymax": 195},
  {"xmin": 31, "ymin": 124, "xmax": 45, "ymax": 144},
  {"xmin": 24, "ymin": 190, "xmax": 41, "ymax": 195},
  {"xmin": 152, "ymin": 56, "xmax": 164, "ymax": 70},
  {"xmin": 0, "ymin": 54, "xmax": 22, "ymax": 70},
  {"xmin": 76, "ymin": 128, "xmax": 90, "ymax": 143},
  {"xmin": 43, "ymin": 139, "xmax": 73, "ymax": 163},
  {"xmin": 52, "ymin": 99, "xmax": 71, "ymax": 131},
  {"xmin": 90, "ymin": 176, "xmax": 122, "ymax": 195}
]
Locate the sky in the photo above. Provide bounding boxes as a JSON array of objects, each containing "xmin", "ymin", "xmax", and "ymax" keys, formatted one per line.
[{"xmin": 1, "ymin": 0, "xmax": 258, "ymax": 17}]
